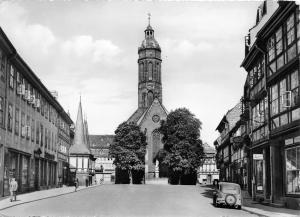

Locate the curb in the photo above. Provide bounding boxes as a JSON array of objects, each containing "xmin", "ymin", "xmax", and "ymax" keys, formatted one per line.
[
  {"xmin": 242, "ymin": 206, "xmax": 269, "ymax": 217},
  {"xmin": 0, "ymin": 184, "xmax": 102, "ymax": 211}
]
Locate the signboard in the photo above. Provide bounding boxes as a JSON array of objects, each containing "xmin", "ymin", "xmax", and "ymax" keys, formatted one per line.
[
  {"xmin": 253, "ymin": 154, "xmax": 263, "ymax": 160},
  {"xmin": 294, "ymin": 136, "xmax": 300, "ymax": 143},
  {"xmin": 230, "ymin": 136, "xmax": 243, "ymax": 144},
  {"xmin": 285, "ymin": 138, "xmax": 294, "ymax": 146}
]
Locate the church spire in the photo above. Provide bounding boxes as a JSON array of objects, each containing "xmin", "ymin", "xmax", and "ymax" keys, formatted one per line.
[{"xmin": 69, "ymin": 97, "xmax": 90, "ymax": 155}]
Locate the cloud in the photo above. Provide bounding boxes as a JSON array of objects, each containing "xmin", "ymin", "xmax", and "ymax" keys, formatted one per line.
[
  {"xmin": 0, "ymin": 2, "xmax": 56, "ymax": 55},
  {"xmin": 61, "ymin": 35, "xmax": 121, "ymax": 63},
  {"xmin": 161, "ymin": 39, "xmax": 213, "ymax": 57}
]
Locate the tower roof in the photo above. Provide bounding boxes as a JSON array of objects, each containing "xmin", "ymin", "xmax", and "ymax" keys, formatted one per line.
[
  {"xmin": 139, "ymin": 15, "xmax": 161, "ymax": 51},
  {"xmin": 69, "ymin": 99, "xmax": 90, "ymax": 155}
]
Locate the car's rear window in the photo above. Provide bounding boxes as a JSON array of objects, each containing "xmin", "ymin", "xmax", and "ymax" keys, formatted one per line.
[{"xmin": 220, "ymin": 185, "xmax": 240, "ymax": 194}]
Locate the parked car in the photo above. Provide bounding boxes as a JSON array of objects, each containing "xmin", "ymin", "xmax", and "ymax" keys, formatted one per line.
[{"xmin": 213, "ymin": 182, "xmax": 242, "ymax": 209}]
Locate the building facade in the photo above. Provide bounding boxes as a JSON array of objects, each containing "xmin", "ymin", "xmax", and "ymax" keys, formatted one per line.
[
  {"xmin": 197, "ymin": 143, "xmax": 219, "ymax": 184},
  {"xmin": 89, "ymin": 135, "xmax": 115, "ymax": 183},
  {"xmin": 69, "ymin": 100, "xmax": 95, "ymax": 186},
  {"xmin": 127, "ymin": 19, "xmax": 168, "ymax": 179},
  {"xmin": 241, "ymin": 1, "xmax": 300, "ymax": 209},
  {"xmin": 214, "ymin": 102, "xmax": 249, "ymax": 190},
  {"xmin": 0, "ymin": 27, "xmax": 73, "ymax": 197}
]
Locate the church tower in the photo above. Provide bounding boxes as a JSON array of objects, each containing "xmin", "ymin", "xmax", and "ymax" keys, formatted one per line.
[
  {"xmin": 128, "ymin": 15, "xmax": 168, "ymax": 180},
  {"xmin": 138, "ymin": 15, "xmax": 162, "ymax": 109}
]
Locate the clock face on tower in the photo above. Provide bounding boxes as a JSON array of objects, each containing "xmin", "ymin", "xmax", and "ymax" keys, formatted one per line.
[{"xmin": 152, "ymin": 115, "xmax": 160, "ymax": 123}]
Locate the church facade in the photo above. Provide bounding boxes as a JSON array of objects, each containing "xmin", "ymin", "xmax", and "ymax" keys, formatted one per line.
[{"xmin": 128, "ymin": 21, "xmax": 167, "ymax": 179}]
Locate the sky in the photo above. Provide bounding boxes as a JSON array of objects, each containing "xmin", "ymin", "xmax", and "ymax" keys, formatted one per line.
[{"xmin": 0, "ymin": 0, "xmax": 262, "ymax": 146}]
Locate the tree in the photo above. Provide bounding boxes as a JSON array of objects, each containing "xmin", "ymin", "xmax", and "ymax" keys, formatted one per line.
[
  {"xmin": 158, "ymin": 108, "xmax": 204, "ymax": 184},
  {"xmin": 109, "ymin": 122, "xmax": 147, "ymax": 184}
]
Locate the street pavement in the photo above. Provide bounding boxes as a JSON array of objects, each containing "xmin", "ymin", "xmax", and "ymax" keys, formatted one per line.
[{"xmin": 0, "ymin": 183, "xmax": 298, "ymax": 217}]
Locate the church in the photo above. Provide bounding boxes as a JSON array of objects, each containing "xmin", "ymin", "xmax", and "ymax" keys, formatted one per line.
[{"xmin": 128, "ymin": 18, "xmax": 168, "ymax": 179}]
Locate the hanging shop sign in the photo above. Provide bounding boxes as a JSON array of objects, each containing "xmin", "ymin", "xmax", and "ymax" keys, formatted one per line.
[
  {"xmin": 253, "ymin": 154, "xmax": 263, "ymax": 160},
  {"xmin": 230, "ymin": 136, "xmax": 243, "ymax": 144}
]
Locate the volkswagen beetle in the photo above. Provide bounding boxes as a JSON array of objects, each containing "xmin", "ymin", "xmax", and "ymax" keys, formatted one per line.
[{"xmin": 213, "ymin": 182, "xmax": 242, "ymax": 209}]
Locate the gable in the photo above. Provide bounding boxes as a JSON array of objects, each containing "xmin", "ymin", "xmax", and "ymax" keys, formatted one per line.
[{"xmin": 137, "ymin": 98, "xmax": 168, "ymax": 127}]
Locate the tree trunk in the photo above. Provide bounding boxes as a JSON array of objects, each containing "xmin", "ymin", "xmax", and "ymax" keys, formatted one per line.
[{"xmin": 129, "ymin": 169, "xmax": 133, "ymax": 185}]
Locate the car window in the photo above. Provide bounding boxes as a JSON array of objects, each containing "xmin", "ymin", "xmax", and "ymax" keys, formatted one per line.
[{"xmin": 220, "ymin": 185, "xmax": 240, "ymax": 194}]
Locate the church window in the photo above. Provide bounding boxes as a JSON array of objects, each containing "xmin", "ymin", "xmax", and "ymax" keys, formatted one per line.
[
  {"xmin": 148, "ymin": 91, "xmax": 153, "ymax": 106},
  {"xmin": 149, "ymin": 62, "xmax": 153, "ymax": 80},
  {"xmin": 153, "ymin": 63, "xmax": 157, "ymax": 81},
  {"xmin": 139, "ymin": 63, "xmax": 144, "ymax": 82},
  {"xmin": 142, "ymin": 93, "xmax": 147, "ymax": 107},
  {"xmin": 157, "ymin": 63, "xmax": 160, "ymax": 82}
]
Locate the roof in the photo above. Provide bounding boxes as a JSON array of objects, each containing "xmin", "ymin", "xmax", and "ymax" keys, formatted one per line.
[
  {"xmin": 140, "ymin": 38, "xmax": 161, "ymax": 50},
  {"xmin": 137, "ymin": 98, "xmax": 168, "ymax": 126},
  {"xmin": 89, "ymin": 135, "xmax": 114, "ymax": 148},
  {"xmin": 69, "ymin": 100, "xmax": 90, "ymax": 155},
  {"xmin": 127, "ymin": 108, "xmax": 147, "ymax": 124},
  {"xmin": 216, "ymin": 102, "xmax": 242, "ymax": 133},
  {"xmin": 203, "ymin": 143, "xmax": 216, "ymax": 154}
]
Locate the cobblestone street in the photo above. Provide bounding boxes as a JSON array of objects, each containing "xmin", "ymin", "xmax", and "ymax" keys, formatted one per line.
[{"xmin": 1, "ymin": 184, "xmax": 298, "ymax": 217}]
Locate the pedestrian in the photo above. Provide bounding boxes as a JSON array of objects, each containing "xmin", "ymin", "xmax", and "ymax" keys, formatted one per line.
[
  {"xmin": 85, "ymin": 178, "xmax": 88, "ymax": 187},
  {"xmin": 9, "ymin": 178, "xmax": 18, "ymax": 202},
  {"xmin": 74, "ymin": 178, "xmax": 79, "ymax": 192}
]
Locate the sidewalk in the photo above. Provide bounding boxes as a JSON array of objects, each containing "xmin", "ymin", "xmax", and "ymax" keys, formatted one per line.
[
  {"xmin": 0, "ymin": 184, "xmax": 102, "ymax": 211},
  {"xmin": 241, "ymin": 190, "xmax": 300, "ymax": 217}
]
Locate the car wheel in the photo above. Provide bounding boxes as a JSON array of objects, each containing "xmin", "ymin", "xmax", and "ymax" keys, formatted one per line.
[{"xmin": 225, "ymin": 194, "xmax": 236, "ymax": 206}]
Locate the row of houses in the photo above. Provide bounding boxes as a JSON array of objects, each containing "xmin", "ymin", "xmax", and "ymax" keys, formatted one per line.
[
  {"xmin": 214, "ymin": 1, "xmax": 300, "ymax": 210},
  {"xmin": 0, "ymin": 26, "xmax": 97, "ymax": 197}
]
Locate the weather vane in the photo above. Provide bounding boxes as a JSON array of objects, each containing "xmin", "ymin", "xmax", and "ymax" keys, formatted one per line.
[{"xmin": 148, "ymin": 13, "xmax": 151, "ymax": 25}]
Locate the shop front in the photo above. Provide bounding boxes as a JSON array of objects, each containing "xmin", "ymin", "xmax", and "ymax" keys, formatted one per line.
[
  {"xmin": 58, "ymin": 152, "xmax": 69, "ymax": 186},
  {"xmin": 282, "ymin": 134, "xmax": 300, "ymax": 209},
  {"xmin": 3, "ymin": 148, "xmax": 31, "ymax": 196},
  {"xmin": 251, "ymin": 143, "xmax": 270, "ymax": 201}
]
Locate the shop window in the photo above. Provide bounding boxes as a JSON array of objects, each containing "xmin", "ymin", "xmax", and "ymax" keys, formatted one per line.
[
  {"xmin": 22, "ymin": 156, "xmax": 29, "ymax": 185},
  {"xmin": 286, "ymin": 146, "xmax": 300, "ymax": 194},
  {"xmin": 254, "ymin": 159, "xmax": 264, "ymax": 194},
  {"xmin": 0, "ymin": 96, "xmax": 4, "ymax": 127},
  {"xmin": 7, "ymin": 104, "xmax": 13, "ymax": 132},
  {"xmin": 15, "ymin": 108, "xmax": 19, "ymax": 136}
]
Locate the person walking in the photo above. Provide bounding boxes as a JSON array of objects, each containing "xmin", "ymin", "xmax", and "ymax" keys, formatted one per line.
[
  {"xmin": 74, "ymin": 178, "xmax": 79, "ymax": 192},
  {"xmin": 9, "ymin": 178, "xmax": 18, "ymax": 202}
]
